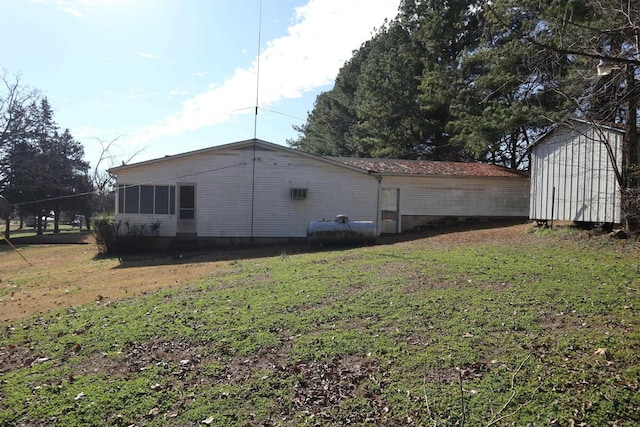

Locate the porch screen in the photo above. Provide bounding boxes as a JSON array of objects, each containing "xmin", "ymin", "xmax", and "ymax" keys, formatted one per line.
[{"xmin": 118, "ymin": 185, "xmax": 176, "ymax": 215}]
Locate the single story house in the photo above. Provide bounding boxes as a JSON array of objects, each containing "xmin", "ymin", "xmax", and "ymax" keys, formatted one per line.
[
  {"xmin": 108, "ymin": 139, "xmax": 529, "ymax": 246},
  {"xmin": 529, "ymin": 119, "xmax": 624, "ymax": 225}
]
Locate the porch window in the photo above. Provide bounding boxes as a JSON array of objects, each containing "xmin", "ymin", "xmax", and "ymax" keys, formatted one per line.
[
  {"xmin": 155, "ymin": 186, "xmax": 175, "ymax": 215},
  {"xmin": 140, "ymin": 186, "xmax": 154, "ymax": 214},
  {"xmin": 124, "ymin": 185, "xmax": 139, "ymax": 214},
  {"xmin": 118, "ymin": 185, "xmax": 176, "ymax": 215}
]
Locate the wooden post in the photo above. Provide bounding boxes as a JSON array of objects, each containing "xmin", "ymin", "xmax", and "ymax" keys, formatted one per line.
[{"xmin": 551, "ymin": 186, "xmax": 556, "ymax": 229}]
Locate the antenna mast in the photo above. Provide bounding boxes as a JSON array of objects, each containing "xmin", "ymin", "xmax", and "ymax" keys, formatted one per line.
[{"xmin": 253, "ymin": 0, "xmax": 263, "ymax": 139}]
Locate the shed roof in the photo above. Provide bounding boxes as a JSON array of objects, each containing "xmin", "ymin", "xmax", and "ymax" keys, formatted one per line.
[
  {"xmin": 329, "ymin": 157, "xmax": 528, "ymax": 178},
  {"xmin": 527, "ymin": 118, "xmax": 624, "ymax": 152}
]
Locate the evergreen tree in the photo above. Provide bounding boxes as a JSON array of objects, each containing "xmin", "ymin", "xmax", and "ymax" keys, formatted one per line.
[
  {"xmin": 290, "ymin": 0, "xmax": 484, "ymax": 161},
  {"xmin": 289, "ymin": 40, "xmax": 371, "ymax": 156},
  {"xmin": 351, "ymin": 20, "xmax": 437, "ymax": 159},
  {"xmin": 42, "ymin": 128, "xmax": 91, "ymax": 233},
  {"xmin": 2, "ymin": 98, "xmax": 91, "ymax": 235},
  {"xmin": 447, "ymin": 0, "xmax": 576, "ymax": 169},
  {"xmin": 410, "ymin": 0, "xmax": 485, "ymax": 160},
  {"xmin": 290, "ymin": 0, "xmax": 636, "ymax": 174}
]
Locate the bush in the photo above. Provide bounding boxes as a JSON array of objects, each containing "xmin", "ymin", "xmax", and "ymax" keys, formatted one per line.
[
  {"xmin": 92, "ymin": 215, "xmax": 117, "ymax": 254},
  {"xmin": 92, "ymin": 216, "xmax": 162, "ymax": 254}
]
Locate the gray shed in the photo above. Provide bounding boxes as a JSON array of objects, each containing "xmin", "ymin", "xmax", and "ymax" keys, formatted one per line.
[{"xmin": 529, "ymin": 119, "xmax": 624, "ymax": 224}]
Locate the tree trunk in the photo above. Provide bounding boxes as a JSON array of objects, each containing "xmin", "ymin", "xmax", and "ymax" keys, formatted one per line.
[
  {"xmin": 625, "ymin": 65, "xmax": 638, "ymax": 189},
  {"xmin": 36, "ymin": 213, "xmax": 43, "ymax": 236},
  {"xmin": 53, "ymin": 208, "xmax": 60, "ymax": 234},
  {"xmin": 624, "ymin": 65, "xmax": 638, "ymax": 233}
]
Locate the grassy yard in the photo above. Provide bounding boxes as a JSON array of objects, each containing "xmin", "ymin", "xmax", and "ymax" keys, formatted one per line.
[{"xmin": 1, "ymin": 224, "xmax": 639, "ymax": 426}]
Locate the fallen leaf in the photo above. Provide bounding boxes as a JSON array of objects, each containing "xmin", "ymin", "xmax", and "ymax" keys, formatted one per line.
[
  {"xmin": 202, "ymin": 416, "xmax": 215, "ymax": 424},
  {"xmin": 594, "ymin": 348, "xmax": 607, "ymax": 356}
]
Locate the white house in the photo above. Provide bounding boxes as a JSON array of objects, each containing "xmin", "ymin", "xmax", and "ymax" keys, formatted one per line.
[
  {"xmin": 108, "ymin": 139, "xmax": 530, "ymax": 246},
  {"xmin": 529, "ymin": 119, "xmax": 624, "ymax": 225}
]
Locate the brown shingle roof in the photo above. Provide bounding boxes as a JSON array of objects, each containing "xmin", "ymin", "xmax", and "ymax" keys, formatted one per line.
[{"xmin": 328, "ymin": 157, "xmax": 528, "ymax": 178}]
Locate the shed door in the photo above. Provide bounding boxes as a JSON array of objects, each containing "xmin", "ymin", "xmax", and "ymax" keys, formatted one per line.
[
  {"xmin": 381, "ymin": 188, "xmax": 400, "ymax": 234},
  {"xmin": 177, "ymin": 184, "xmax": 196, "ymax": 234}
]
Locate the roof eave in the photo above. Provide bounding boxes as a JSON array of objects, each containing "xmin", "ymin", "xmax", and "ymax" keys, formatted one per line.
[
  {"xmin": 527, "ymin": 117, "xmax": 625, "ymax": 152},
  {"xmin": 107, "ymin": 139, "xmax": 373, "ymax": 176}
]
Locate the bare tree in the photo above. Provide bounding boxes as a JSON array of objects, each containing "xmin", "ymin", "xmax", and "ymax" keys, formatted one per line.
[
  {"xmin": 0, "ymin": 69, "xmax": 39, "ymax": 151},
  {"xmin": 0, "ymin": 69, "xmax": 40, "ymax": 238},
  {"xmin": 89, "ymin": 135, "xmax": 146, "ymax": 217}
]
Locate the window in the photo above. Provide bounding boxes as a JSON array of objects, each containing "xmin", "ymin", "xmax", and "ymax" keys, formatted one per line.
[
  {"xmin": 290, "ymin": 188, "xmax": 308, "ymax": 200},
  {"xmin": 124, "ymin": 185, "xmax": 139, "ymax": 213},
  {"xmin": 118, "ymin": 185, "xmax": 176, "ymax": 215},
  {"xmin": 155, "ymin": 186, "xmax": 172, "ymax": 214},
  {"xmin": 179, "ymin": 185, "xmax": 195, "ymax": 219},
  {"xmin": 140, "ymin": 186, "xmax": 154, "ymax": 214}
]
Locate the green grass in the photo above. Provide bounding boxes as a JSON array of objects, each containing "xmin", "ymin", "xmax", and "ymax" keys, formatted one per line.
[{"xmin": 1, "ymin": 227, "xmax": 639, "ymax": 426}]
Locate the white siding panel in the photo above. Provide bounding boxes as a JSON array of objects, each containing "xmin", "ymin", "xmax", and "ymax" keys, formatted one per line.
[
  {"xmin": 251, "ymin": 149, "xmax": 378, "ymax": 237},
  {"xmin": 382, "ymin": 175, "xmax": 530, "ymax": 217},
  {"xmin": 110, "ymin": 214, "xmax": 177, "ymax": 237},
  {"xmin": 114, "ymin": 147, "xmax": 254, "ymax": 237},
  {"xmin": 530, "ymin": 123, "xmax": 622, "ymax": 223},
  {"xmin": 114, "ymin": 144, "xmax": 378, "ymax": 238}
]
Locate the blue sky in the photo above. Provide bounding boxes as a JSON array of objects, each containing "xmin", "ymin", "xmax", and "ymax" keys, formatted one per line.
[{"xmin": 0, "ymin": 0, "xmax": 400, "ymax": 170}]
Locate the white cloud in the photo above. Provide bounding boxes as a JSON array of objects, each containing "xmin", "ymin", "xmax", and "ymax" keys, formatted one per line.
[
  {"xmin": 126, "ymin": 0, "xmax": 400, "ymax": 146},
  {"xmin": 136, "ymin": 52, "xmax": 158, "ymax": 59},
  {"xmin": 168, "ymin": 89, "xmax": 188, "ymax": 95},
  {"xmin": 29, "ymin": 0, "xmax": 86, "ymax": 16},
  {"xmin": 126, "ymin": 87, "xmax": 157, "ymax": 101}
]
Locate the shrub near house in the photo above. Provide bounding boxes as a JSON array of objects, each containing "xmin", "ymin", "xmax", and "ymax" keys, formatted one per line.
[{"xmin": 93, "ymin": 215, "xmax": 162, "ymax": 254}]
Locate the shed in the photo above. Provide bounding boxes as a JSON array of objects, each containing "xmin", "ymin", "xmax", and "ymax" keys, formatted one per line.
[
  {"xmin": 529, "ymin": 119, "xmax": 624, "ymax": 225},
  {"xmin": 108, "ymin": 139, "xmax": 530, "ymax": 246}
]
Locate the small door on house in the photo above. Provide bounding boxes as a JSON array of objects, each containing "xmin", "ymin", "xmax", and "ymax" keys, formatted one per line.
[
  {"xmin": 381, "ymin": 188, "xmax": 400, "ymax": 234},
  {"xmin": 177, "ymin": 184, "xmax": 196, "ymax": 234}
]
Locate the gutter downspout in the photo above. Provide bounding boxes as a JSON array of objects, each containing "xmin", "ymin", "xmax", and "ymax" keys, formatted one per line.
[{"xmin": 372, "ymin": 172, "xmax": 383, "ymax": 236}]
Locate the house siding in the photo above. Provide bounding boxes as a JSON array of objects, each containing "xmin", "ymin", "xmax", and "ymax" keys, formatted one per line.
[
  {"xmin": 112, "ymin": 139, "xmax": 533, "ymax": 242},
  {"xmin": 113, "ymin": 143, "xmax": 378, "ymax": 239},
  {"xmin": 530, "ymin": 122, "xmax": 623, "ymax": 224},
  {"xmin": 380, "ymin": 175, "xmax": 530, "ymax": 231}
]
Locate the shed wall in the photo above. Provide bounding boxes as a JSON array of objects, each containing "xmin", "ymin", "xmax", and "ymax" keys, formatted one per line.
[{"xmin": 529, "ymin": 123, "xmax": 622, "ymax": 223}]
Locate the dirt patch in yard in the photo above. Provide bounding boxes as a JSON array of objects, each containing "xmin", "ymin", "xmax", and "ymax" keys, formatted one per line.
[
  {"xmin": 0, "ymin": 220, "xmax": 621, "ymax": 323},
  {"xmin": 0, "ymin": 238, "xmax": 232, "ymax": 322}
]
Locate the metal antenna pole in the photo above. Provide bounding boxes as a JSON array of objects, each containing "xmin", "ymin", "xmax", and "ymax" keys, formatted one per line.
[
  {"xmin": 253, "ymin": 0, "xmax": 263, "ymax": 139},
  {"xmin": 250, "ymin": 0, "xmax": 263, "ymax": 242}
]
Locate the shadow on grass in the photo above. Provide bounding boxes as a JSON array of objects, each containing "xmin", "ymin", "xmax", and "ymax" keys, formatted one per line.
[
  {"xmin": 105, "ymin": 219, "xmax": 530, "ymax": 270},
  {"xmin": 1, "ymin": 229, "xmax": 94, "ymax": 245}
]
